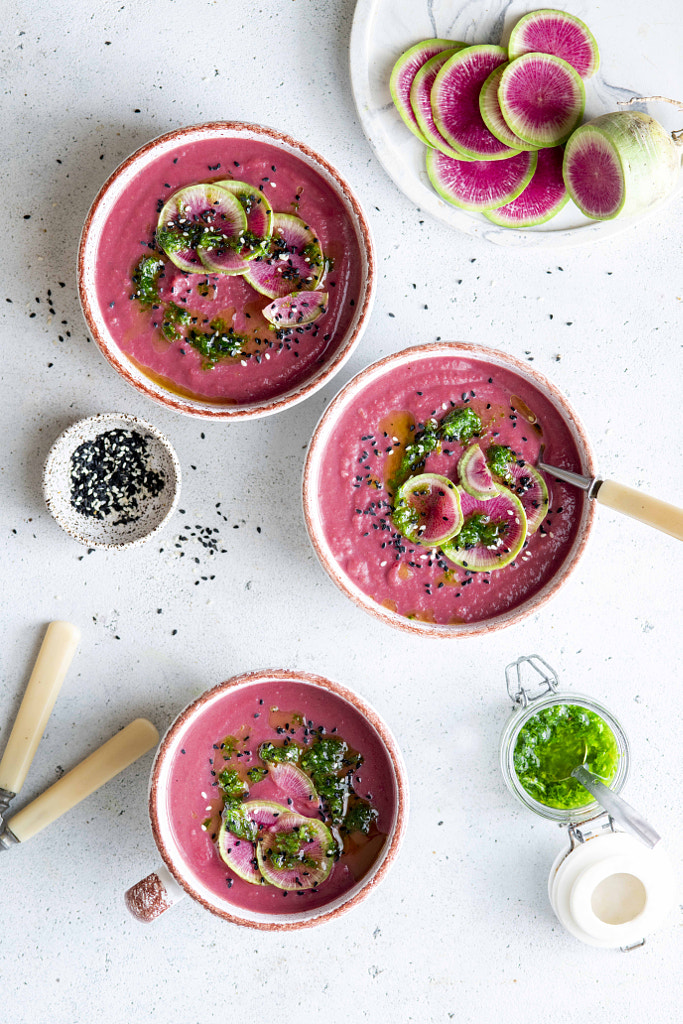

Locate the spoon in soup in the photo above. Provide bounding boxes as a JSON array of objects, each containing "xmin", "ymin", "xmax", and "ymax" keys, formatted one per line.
[{"xmin": 537, "ymin": 447, "xmax": 683, "ymax": 541}]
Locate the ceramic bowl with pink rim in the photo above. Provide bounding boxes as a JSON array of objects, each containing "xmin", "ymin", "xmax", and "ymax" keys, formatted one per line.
[
  {"xmin": 303, "ymin": 343, "xmax": 596, "ymax": 638},
  {"xmin": 125, "ymin": 670, "xmax": 407, "ymax": 928},
  {"xmin": 79, "ymin": 122, "xmax": 375, "ymax": 420}
]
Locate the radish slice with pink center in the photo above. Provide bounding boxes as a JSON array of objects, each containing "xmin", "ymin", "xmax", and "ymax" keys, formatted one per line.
[
  {"xmin": 485, "ymin": 145, "xmax": 569, "ymax": 227},
  {"xmin": 392, "ymin": 472, "xmax": 463, "ymax": 547},
  {"xmin": 498, "ymin": 53, "xmax": 585, "ymax": 149},
  {"xmin": 432, "ymin": 45, "xmax": 521, "ymax": 161},
  {"xmin": 459, "ymin": 444, "xmax": 498, "ymax": 499},
  {"xmin": 256, "ymin": 812, "xmax": 336, "ymax": 891},
  {"xmin": 262, "ymin": 291, "xmax": 327, "ymax": 328},
  {"xmin": 199, "ymin": 179, "xmax": 274, "ymax": 273},
  {"xmin": 242, "ymin": 213, "xmax": 324, "ymax": 299},
  {"xmin": 390, "ymin": 38, "xmax": 463, "ymax": 145},
  {"xmin": 157, "ymin": 183, "xmax": 247, "ymax": 275},
  {"xmin": 479, "ymin": 65, "xmax": 538, "ymax": 153},
  {"xmin": 215, "ymin": 179, "xmax": 274, "ymax": 244},
  {"xmin": 441, "ymin": 488, "xmax": 527, "ymax": 572},
  {"xmin": 410, "ymin": 49, "xmax": 471, "ymax": 159},
  {"xmin": 426, "ymin": 148, "xmax": 537, "ymax": 212},
  {"xmin": 508, "ymin": 9, "xmax": 600, "ymax": 80},
  {"xmin": 562, "ymin": 112, "xmax": 680, "ymax": 220},
  {"xmin": 217, "ymin": 800, "xmax": 291, "ymax": 885},
  {"xmin": 269, "ymin": 762, "xmax": 320, "ymax": 806}
]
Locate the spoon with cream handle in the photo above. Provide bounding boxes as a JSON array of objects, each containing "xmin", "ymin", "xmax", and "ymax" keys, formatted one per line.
[
  {"xmin": 537, "ymin": 452, "xmax": 683, "ymax": 541},
  {"xmin": 571, "ymin": 764, "xmax": 661, "ymax": 849}
]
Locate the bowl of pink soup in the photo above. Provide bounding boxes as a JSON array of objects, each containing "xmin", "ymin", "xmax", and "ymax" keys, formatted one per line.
[
  {"xmin": 79, "ymin": 122, "xmax": 375, "ymax": 419},
  {"xmin": 303, "ymin": 343, "xmax": 596, "ymax": 638},
  {"xmin": 125, "ymin": 670, "xmax": 407, "ymax": 928}
]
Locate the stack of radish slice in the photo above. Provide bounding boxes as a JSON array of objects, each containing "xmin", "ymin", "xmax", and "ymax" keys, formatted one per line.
[{"xmin": 390, "ymin": 9, "xmax": 599, "ymax": 227}]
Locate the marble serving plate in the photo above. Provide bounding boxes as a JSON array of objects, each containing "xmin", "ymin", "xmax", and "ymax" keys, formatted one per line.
[{"xmin": 350, "ymin": 0, "xmax": 683, "ymax": 247}]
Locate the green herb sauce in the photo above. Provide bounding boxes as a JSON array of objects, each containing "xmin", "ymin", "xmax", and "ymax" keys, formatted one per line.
[
  {"xmin": 132, "ymin": 256, "xmax": 164, "ymax": 306},
  {"xmin": 267, "ymin": 823, "xmax": 318, "ymax": 871},
  {"xmin": 390, "ymin": 406, "xmax": 482, "ymax": 491},
  {"xmin": 486, "ymin": 444, "xmax": 515, "ymax": 485},
  {"xmin": 513, "ymin": 703, "xmax": 619, "ymax": 810},
  {"xmin": 455, "ymin": 512, "xmax": 508, "ymax": 550},
  {"xmin": 258, "ymin": 741, "xmax": 302, "ymax": 764}
]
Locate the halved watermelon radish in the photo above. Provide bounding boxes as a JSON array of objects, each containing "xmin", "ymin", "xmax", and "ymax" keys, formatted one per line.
[
  {"xmin": 217, "ymin": 800, "xmax": 290, "ymax": 885},
  {"xmin": 508, "ymin": 9, "xmax": 600, "ymax": 80},
  {"xmin": 432, "ymin": 45, "xmax": 522, "ymax": 161},
  {"xmin": 426, "ymin": 147, "xmax": 537, "ymax": 211},
  {"xmin": 486, "ymin": 448, "xmax": 550, "ymax": 534},
  {"xmin": 243, "ymin": 213, "xmax": 324, "ymax": 299},
  {"xmin": 485, "ymin": 145, "xmax": 569, "ymax": 227},
  {"xmin": 390, "ymin": 39, "xmax": 463, "ymax": 145},
  {"xmin": 459, "ymin": 444, "xmax": 498, "ymax": 499},
  {"xmin": 392, "ymin": 473, "xmax": 463, "ymax": 547},
  {"xmin": 256, "ymin": 812, "xmax": 336, "ymax": 890},
  {"xmin": 156, "ymin": 184, "xmax": 246, "ymax": 274},
  {"xmin": 479, "ymin": 65, "xmax": 538, "ymax": 153},
  {"xmin": 269, "ymin": 762, "xmax": 319, "ymax": 805},
  {"xmin": 562, "ymin": 112, "xmax": 681, "ymax": 220},
  {"xmin": 410, "ymin": 49, "xmax": 471, "ymax": 158},
  {"xmin": 441, "ymin": 488, "xmax": 527, "ymax": 571},
  {"xmin": 498, "ymin": 53, "xmax": 585, "ymax": 149},
  {"xmin": 262, "ymin": 291, "xmax": 327, "ymax": 328}
]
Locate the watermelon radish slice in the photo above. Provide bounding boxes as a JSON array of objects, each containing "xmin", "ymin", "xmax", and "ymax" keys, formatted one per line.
[
  {"xmin": 562, "ymin": 112, "xmax": 681, "ymax": 220},
  {"xmin": 392, "ymin": 473, "xmax": 463, "ymax": 547},
  {"xmin": 508, "ymin": 9, "xmax": 600, "ymax": 80},
  {"xmin": 243, "ymin": 213, "xmax": 324, "ymax": 299},
  {"xmin": 156, "ymin": 184, "xmax": 246, "ymax": 274},
  {"xmin": 479, "ymin": 65, "xmax": 538, "ymax": 153},
  {"xmin": 256, "ymin": 812, "xmax": 336, "ymax": 890},
  {"xmin": 485, "ymin": 145, "xmax": 569, "ymax": 227},
  {"xmin": 459, "ymin": 444, "xmax": 498, "ymax": 499},
  {"xmin": 486, "ymin": 448, "xmax": 549, "ymax": 533},
  {"xmin": 498, "ymin": 53, "xmax": 585, "ymax": 149},
  {"xmin": 215, "ymin": 179, "xmax": 274, "ymax": 247},
  {"xmin": 390, "ymin": 39, "xmax": 463, "ymax": 145},
  {"xmin": 217, "ymin": 800, "xmax": 290, "ymax": 885},
  {"xmin": 410, "ymin": 49, "xmax": 471, "ymax": 159},
  {"xmin": 269, "ymin": 762, "xmax": 319, "ymax": 806},
  {"xmin": 432, "ymin": 45, "xmax": 521, "ymax": 161},
  {"xmin": 426, "ymin": 147, "xmax": 537, "ymax": 211},
  {"xmin": 262, "ymin": 291, "xmax": 327, "ymax": 328},
  {"xmin": 441, "ymin": 488, "xmax": 527, "ymax": 572}
]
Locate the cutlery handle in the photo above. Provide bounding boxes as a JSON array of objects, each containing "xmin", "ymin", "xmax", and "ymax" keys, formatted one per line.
[
  {"xmin": 7, "ymin": 718, "xmax": 159, "ymax": 842},
  {"xmin": 596, "ymin": 480, "xmax": 683, "ymax": 541},
  {"xmin": 0, "ymin": 621, "xmax": 80, "ymax": 795}
]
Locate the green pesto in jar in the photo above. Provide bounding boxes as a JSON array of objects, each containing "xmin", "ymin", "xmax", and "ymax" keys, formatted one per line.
[{"xmin": 513, "ymin": 703, "xmax": 619, "ymax": 810}]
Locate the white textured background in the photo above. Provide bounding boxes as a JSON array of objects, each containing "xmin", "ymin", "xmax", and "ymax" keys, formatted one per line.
[{"xmin": 2, "ymin": 1, "xmax": 682, "ymax": 1021}]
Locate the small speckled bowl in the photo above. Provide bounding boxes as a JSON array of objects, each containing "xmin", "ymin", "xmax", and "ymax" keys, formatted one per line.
[
  {"xmin": 124, "ymin": 669, "xmax": 408, "ymax": 928},
  {"xmin": 303, "ymin": 342, "xmax": 596, "ymax": 638},
  {"xmin": 78, "ymin": 121, "xmax": 375, "ymax": 420},
  {"xmin": 43, "ymin": 412, "xmax": 181, "ymax": 549}
]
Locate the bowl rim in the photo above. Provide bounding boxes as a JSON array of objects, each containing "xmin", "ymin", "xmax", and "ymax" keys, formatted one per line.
[
  {"xmin": 78, "ymin": 120, "xmax": 376, "ymax": 420},
  {"xmin": 302, "ymin": 341, "xmax": 597, "ymax": 638},
  {"xmin": 42, "ymin": 411, "xmax": 181, "ymax": 550},
  {"xmin": 148, "ymin": 668, "xmax": 409, "ymax": 929}
]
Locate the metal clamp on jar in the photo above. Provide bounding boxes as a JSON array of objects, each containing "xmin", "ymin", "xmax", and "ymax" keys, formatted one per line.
[{"xmin": 500, "ymin": 655, "xmax": 676, "ymax": 950}]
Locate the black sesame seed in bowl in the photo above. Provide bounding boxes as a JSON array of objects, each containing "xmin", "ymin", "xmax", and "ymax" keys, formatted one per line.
[{"xmin": 43, "ymin": 413, "xmax": 181, "ymax": 549}]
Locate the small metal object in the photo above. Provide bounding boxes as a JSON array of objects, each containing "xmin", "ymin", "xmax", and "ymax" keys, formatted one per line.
[
  {"xmin": 537, "ymin": 445, "xmax": 602, "ymax": 498},
  {"xmin": 571, "ymin": 764, "xmax": 661, "ymax": 849},
  {"xmin": 505, "ymin": 654, "xmax": 559, "ymax": 708},
  {"xmin": 0, "ymin": 787, "xmax": 18, "ymax": 852}
]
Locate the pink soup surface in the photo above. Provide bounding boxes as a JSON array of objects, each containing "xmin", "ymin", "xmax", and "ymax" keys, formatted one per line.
[
  {"xmin": 316, "ymin": 353, "xmax": 587, "ymax": 624},
  {"xmin": 165, "ymin": 679, "xmax": 396, "ymax": 914},
  {"xmin": 94, "ymin": 136, "xmax": 363, "ymax": 404}
]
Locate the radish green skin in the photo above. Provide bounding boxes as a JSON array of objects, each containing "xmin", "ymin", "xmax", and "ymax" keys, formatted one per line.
[
  {"xmin": 562, "ymin": 112, "xmax": 680, "ymax": 220},
  {"xmin": 485, "ymin": 145, "xmax": 569, "ymax": 228},
  {"xmin": 508, "ymin": 8, "xmax": 600, "ymax": 80},
  {"xmin": 432, "ymin": 45, "xmax": 522, "ymax": 161},
  {"xmin": 411, "ymin": 49, "xmax": 473, "ymax": 159},
  {"xmin": 426, "ymin": 147, "xmax": 537, "ymax": 212},
  {"xmin": 479, "ymin": 65, "xmax": 538, "ymax": 153},
  {"xmin": 499, "ymin": 53, "xmax": 585, "ymax": 149},
  {"xmin": 390, "ymin": 39, "xmax": 462, "ymax": 145},
  {"xmin": 458, "ymin": 444, "xmax": 498, "ymax": 499}
]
